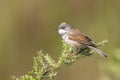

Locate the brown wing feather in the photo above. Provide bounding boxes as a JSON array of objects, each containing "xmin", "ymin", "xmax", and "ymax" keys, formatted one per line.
[{"xmin": 68, "ymin": 28, "xmax": 96, "ymax": 47}]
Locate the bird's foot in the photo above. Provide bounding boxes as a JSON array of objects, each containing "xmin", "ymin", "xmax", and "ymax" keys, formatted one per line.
[{"xmin": 67, "ymin": 52, "xmax": 78, "ymax": 59}]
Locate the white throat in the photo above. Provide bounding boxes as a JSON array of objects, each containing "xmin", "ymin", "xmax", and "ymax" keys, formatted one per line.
[{"xmin": 58, "ymin": 29, "xmax": 66, "ymax": 36}]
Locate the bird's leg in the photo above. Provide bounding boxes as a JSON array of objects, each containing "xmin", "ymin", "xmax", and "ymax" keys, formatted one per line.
[{"xmin": 68, "ymin": 48, "xmax": 80, "ymax": 58}]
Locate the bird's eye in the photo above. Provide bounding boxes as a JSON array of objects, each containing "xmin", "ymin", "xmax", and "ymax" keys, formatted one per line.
[{"xmin": 61, "ymin": 26, "xmax": 65, "ymax": 29}]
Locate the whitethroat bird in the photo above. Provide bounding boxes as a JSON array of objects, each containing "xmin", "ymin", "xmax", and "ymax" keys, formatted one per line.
[{"xmin": 57, "ymin": 22, "xmax": 108, "ymax": 58}]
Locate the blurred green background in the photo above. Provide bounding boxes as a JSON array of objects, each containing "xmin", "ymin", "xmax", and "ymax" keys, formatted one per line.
[{"xmin": 0, "ymin": 0, "xmax": 120, "ymax": 80}]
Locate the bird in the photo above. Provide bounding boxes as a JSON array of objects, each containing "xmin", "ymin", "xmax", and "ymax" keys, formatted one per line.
[{"xmin": 57, "ymin": 22, "xmax": 108, "ymax": 58}]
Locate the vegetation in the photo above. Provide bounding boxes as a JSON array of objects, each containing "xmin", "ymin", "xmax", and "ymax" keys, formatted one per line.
[{"xmin": 11, "ymin": 40, "xmax": 107, "ymax": 80}]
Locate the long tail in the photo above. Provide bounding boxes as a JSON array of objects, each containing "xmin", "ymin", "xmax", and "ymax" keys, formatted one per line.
[{"xmin": 88, "ymin": 46, "xmax": 108, "ymax": 58}]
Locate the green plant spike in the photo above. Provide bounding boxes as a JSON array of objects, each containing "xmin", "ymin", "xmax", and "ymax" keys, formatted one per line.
[{"xmin": 11, "ymin": 39, "xmax": 108, "ymax": 80}]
